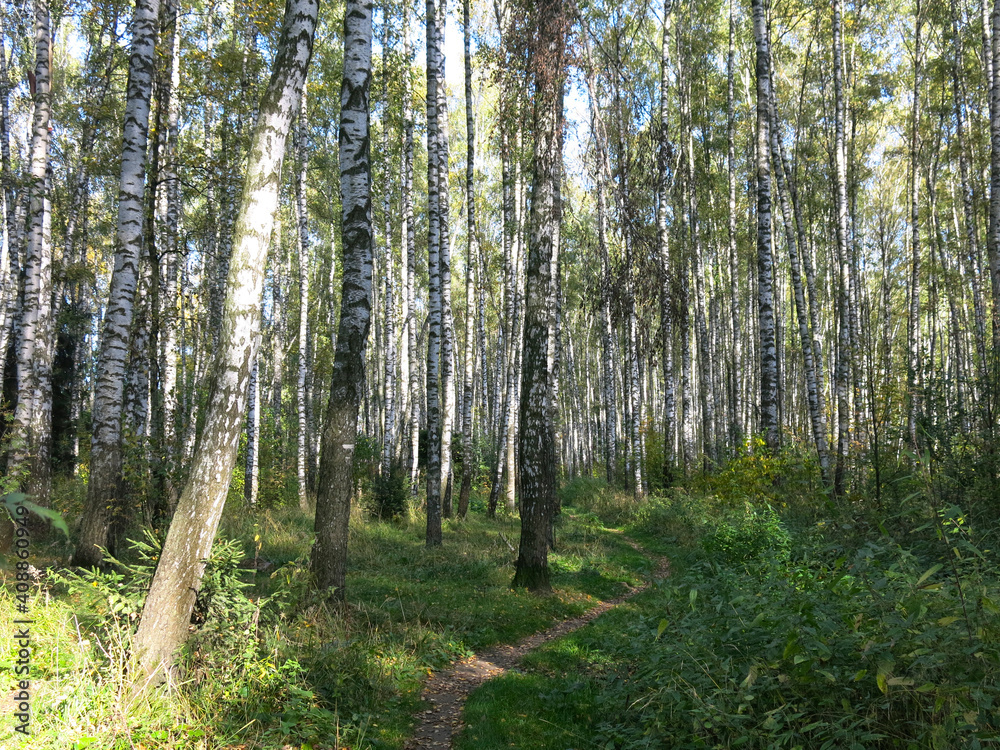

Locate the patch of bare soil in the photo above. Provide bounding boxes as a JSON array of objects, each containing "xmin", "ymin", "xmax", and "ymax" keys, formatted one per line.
[{"xmin": 403, "ymin": 542, "xmax": 669, "ymax": 749}]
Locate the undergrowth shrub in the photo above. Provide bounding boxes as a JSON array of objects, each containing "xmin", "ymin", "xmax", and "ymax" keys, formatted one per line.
[
  {"xmin": 367, "ymin": 468, "xmax": 409, "ymax": 520},
  {"xmin": 588, "ymin": 535, "xmax": 999, "ymax": 749},
  {"xmin": 559, "ymin": 476, "xmax": 638, "ymax": 526},
  {"xmin": 700, "ymin": 503, "xmax": 790, "ymax": 565}
]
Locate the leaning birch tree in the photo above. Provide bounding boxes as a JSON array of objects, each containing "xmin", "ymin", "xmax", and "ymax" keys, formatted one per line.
[{"xmin": 133, "ymin": 0, "xmax": 318, "ymax": 681}]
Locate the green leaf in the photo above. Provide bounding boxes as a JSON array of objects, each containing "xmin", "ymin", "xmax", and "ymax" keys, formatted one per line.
[
  {"xmin": 936, "ymin": 616, "xmax": 961, "ymax": 626},
  {"xmin": 3, "ymin": 493, "xmax": 70, "ymax": 538},
  {"xmin": 689, "ymin": 588, "xmax": 698, "ymax": 608},
  {"xmin": 916, "ymin": 564, "xmax": 942, "ymax": 587},
  {"xmin": 657, "ymin": 618, "xmax": 669, "ymax": 638}
]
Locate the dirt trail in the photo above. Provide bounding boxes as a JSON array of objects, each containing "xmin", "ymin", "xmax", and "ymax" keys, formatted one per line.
[{"xmin": 403, "ymin": 541, "xmax": 669, "ymax": 749}]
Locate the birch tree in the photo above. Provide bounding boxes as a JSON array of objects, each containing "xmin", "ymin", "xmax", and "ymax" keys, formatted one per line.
[
  {"xmin": 8, "ymin": 0, "xmax": 54, "ymax": 505},
  {"xmin": 751, "ymin": 0, "xmax": 779, "ymax": 452},
  {"xmin": 833, "ymin": 0, "xmax": 853, "ymax": 495},
  {"xmin": 295, "ymin": 95, "xmax": 311, "ymax": 513},
  {"xmin": 458, "ymin": 0, "xmax": 477, "ymax": 518},
  {"xmin": 425, "ymin": 0, "xmax": 445, "ymax": 545},
  {"xmin": 311, "ymin": 0, "xmax": 374, "ymax": 595},
  {"xmin": 73, "ymin": 0, "xmax": 160, "ymax": 566},
  {"xmin": 512, "ymin": 0, "xmax": 566, "ymax": 592},
  {"xmin": 133, "ymin": 0, "xmax": 317, "ymax": 680}
]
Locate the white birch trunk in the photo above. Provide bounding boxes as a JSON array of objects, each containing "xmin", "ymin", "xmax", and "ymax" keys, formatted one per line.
[
  {"xmin": 752, "ymin": 0, "xmax": 779, "ymax": 452},
  {"xmin": 74, "ymin": 0, "xmax": 160, "ymax": 566},
  {"xmin": 295, "ymin": 96, "xmax": 311, "ymax": 513},
  {"xmin": 134, "ymin": 0, "xmax": 317, "ymax": 680},
  {"xmin": 425, "ymin": 0, "xmax": 444, "ymax": 543},
  {"xmin": 10, "ymin": 0, "xmax": 54, "ymax": 506},
  {"xmin": 312, "ymin": 0, "xmax": 373, "ymax": 594},
  {"xmin": 459, "ymin": 0, "xmax": 477, "ymax": 518}
]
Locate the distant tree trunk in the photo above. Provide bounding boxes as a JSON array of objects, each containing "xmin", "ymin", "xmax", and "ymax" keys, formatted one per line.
[
  {"xmin": 768, "ymin": 71, "xmax": 830, "ymax": 483},
  {"xmin": 245, "ymin": 354, "xmax": 260, "ymax": 506},
  {"xmin": 295, "ymin": 96, "xmax": 311, "ymax": 513},
  {"xmin": 505, "ymin": 133, "xmax": 524, "ymax": 513},
  {"xmin": 987, "ymin": 0, "xmax": 1000, "ymax": 360},
  {"xmin": 511, "ymin": 0, "xmax": 565, "ymax": 593},
  {"xmin": 488, "ymin": 122, "xmax": 516, "ymax": 518},
  {"xmin": 312, "ymin": 0, "xmax": 372, "ymax": 594},
  {"xmin": 578, "ymin": 26, "xmax": 617, "ymax": 486},
  {"xmin": 133, "ymin": 0, "xmax": 317, "ymax": 681},
  {"xmin": 9, "ymin": 0, "xmax": 54, "ymax": 507},
  {"xmin": 833, "ymin": 0, "xmax": 853, "ymax": 494},
  {"xmin": 458, "ymin": 0, "xmax": 477, "ymax": 519},
  {"xmin": 950, "ymin": 0, "xmax": 988, "ymax": 403},
  {"xmin": 751, "ymin": 0, "xmax": 779, "ymax": 452},
  {"xmin": 380, "ymin": 49, "xmax": 397, "ymax": 479},
  {"xmin": 425, "ymin": 0, "xmax": 444, "ymax": 544},
  {"xmin": 152, "ymin": 0, "xmax": 181, "ymax": 512},
  {"xmin": 658, "ymin": 0, "xmax": 675, "ymax": 486},
  {"xmin": 726, "ymin": 0, "xmax": 741, "ymax": 454},
  {"xmin": 402, "ymin": 15, "xmax": 420, "ymax": 496},
  {"xmin": 73, "ymin": 0, "xmax": 160, "ymax": 566},
  {"xmin": 906, "ymin": 2, "xmax": 923, "ymax": 450},
  {"xmin": 437, "ymin": 0, "xmax": 455, "ymax": 519}
]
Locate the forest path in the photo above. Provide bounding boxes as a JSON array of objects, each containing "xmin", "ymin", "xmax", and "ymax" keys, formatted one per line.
[{"xmin": 402, "ymin": 535, "xmax": 670, "ymax": 749}]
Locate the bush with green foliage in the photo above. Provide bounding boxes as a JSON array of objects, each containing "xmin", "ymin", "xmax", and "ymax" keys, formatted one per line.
[
  {"xmin": 368, "ymin": 468, "xmax": 410, "ymax": 520},
  {"xmin": 700, "ymin": 502, "xmax": 790, "ymax": 565}
]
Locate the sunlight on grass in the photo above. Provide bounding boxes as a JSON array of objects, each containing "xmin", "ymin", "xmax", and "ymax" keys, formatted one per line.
[{"xmin": 0, "ymin": 486, "xmax": 652, "ymax": 749}]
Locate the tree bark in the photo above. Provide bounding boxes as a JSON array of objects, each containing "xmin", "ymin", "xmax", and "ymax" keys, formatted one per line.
[
  {"xmin": 9, "ymin": 0, "xmax": 55, "ymax": 506},
  {"xmin": 906, "ymin": 1, "xmax": 923, "ymax": 450},
  {"xmin": 402, "ymin": 14, "xmax": 420, "ymax": 497},
  {"xmin": 311, "ymin": 0, "xmax": 372, "ymax": 595},
  {"xmin": 425, "ymin": 0, "xmax": 444, "ymax": 544},
  {"xmin": 751, "ymin": 0, "xmax": 779, "ymax": 452},
  {"xmin": 658, "ymin": 0, "xmax": 675, "ymax": 486},
  {"xmin": 295, "ymin": 95, "xmax": 311, "ymax": 513},
  {"xmin": 459, "ymin": 0, "xmax": 477, "ymax": 519},
  {"xmin": 133, "ymin": 0, "xmax": 317, "ymax": 681},
  {"xmin": 512, "ymin": 0, "xmax": 565, "ymax": 593},
  {"xmin": 74, "ymin": 0, "xmax": 160, "ymax": 566},
  {"xmin": 987, "ymin": 0, "xmax": 1000, "ymax": 363},
  {"xmin": 833, "ymin": 0, "xmax": 853, "ymax": 495}
]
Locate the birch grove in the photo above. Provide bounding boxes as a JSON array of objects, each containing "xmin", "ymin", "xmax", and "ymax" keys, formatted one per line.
[{"xmin": 0, "ymin": 0, "xmax": 999, "ymax": 667}]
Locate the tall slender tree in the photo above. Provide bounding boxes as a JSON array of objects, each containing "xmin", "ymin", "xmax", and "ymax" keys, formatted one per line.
[
  {"xmin": 425, "ymin": 0, "xmax": 445, "ymax": 544},
  {"xmin": 9, "ymin": 0, "xmax": 54, "ymax": 506},
  {"xmin": 74, "ymin": 0, "xmax": 160, "ymax": 566},
  {"xmin": 458, "ymin": 0, "xmax": 478, "ymax": 519},
  {"xmin": 751, "ymin": 0, "xmax": 779, "ymax": 452},
  {"xmin": 311, "ymin": 0, "xmax": 373, "ymax": 594},
  {"xmin": 133, "ymin": 0, "xmax": 317, "ymax": 681},
  {"xmin": 511, "ymin": 0, "xmax": 566, "ymax": 592}
]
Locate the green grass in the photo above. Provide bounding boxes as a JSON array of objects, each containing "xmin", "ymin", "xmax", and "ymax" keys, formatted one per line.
[
  {"xmin": 455, "ymin": 480, "xmax": 1000, "ymax": 750},
  {"xmin": 0, "ymin": 486, "xmax": 652, "ymax": 750}
]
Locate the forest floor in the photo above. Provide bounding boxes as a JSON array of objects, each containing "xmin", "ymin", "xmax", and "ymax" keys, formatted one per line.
[
  {"xmin": 1, "ymin": 468, "xmax": 998, "ymax": 749},
  {"xmin": 404, "ymin": 534, "xmax": 670, "ymax": 749}
]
